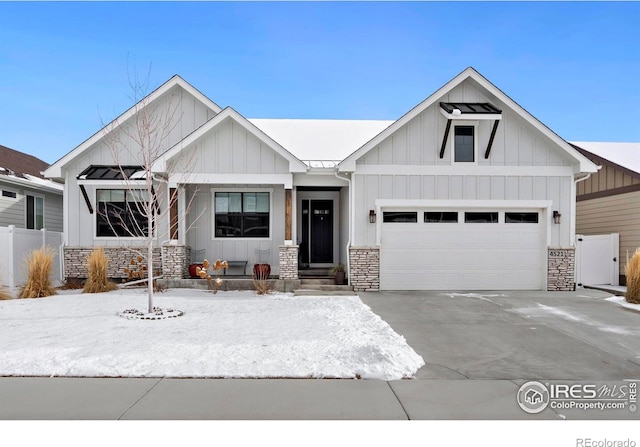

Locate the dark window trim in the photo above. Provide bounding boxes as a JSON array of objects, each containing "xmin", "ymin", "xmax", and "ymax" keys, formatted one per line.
[
  {"xmin": 26, "ymin": 194, "xmax": 44, "ymax": 230},
  {"xmin": 214, "ymin": 192, "xmax": 271, "ymax": 238},
  {"xmin": 2, "ymin": 190, "xmax": 17, "ymax": 199},
  {"xmin": 505, "ymin": 212, "xmax": 539, "ymax": 224},
  {"xmin": 464, "ymin": 212, "xmax": 499, "ymax": 223},
  {"xmin": 96, "ymin": 188, "xmax": 150, "ymax": 238},
  {"xmin": 424, "ymin": 211, "xmax": 459, "ymax": 223},
  {"xmin": 454, "ymin": 125, "xmax": 475, "ymax": 163},
  {"xmin": 382, "ymin": 211, "xmax": 418, "ymax": 223}
]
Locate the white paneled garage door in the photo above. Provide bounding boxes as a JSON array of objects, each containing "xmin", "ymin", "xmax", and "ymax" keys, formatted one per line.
[{"xmin": 380, "ymin": 209, "xmax": 546, "ymax": 290}]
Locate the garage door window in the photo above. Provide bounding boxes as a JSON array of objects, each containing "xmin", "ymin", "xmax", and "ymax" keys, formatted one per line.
[
  {"xmin": 383, "ymin": 212, "xmax": 417, "ymax": 223},
  {"xmin": 505, "ymin": 212, "xmax": 539, "ymax": 223},
  {"xmin": 424, "ymin": 212, "xmax": 458, "ymax": 223},
  {"xmin": 465, "ymin": 212, "xmax": 498, "ymax": 223}
]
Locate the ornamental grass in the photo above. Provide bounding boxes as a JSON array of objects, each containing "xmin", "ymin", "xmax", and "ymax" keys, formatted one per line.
[
  {"xmin": 83, "ymin": 247, "xmax": 118, "ymax": 294},
  {"xmin": 20, "ymin": 247, "xmax": 57, "ymax": 299},
  {"xmin": 625, "ymin": 248, "xmax": 640, "ymax": 304}
]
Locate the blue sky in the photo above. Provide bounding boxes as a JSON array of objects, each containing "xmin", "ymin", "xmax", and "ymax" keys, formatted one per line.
[{"xmin": 1, "ymin": 1, "xmax": 639, "ymax": 164}]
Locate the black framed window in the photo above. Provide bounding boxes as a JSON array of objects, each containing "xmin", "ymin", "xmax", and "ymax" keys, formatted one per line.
[
  {"xmin": 425, "ymin": 212, "xmax": 458, "ymax": 223},
  {"xmin": 2, "ymin": 190, "xmax": 17, "ymax": 199},
  {"xmin": 505, "ymin": 212, "xmax": 539, "ymax": 223},
  {"xmin": 383, "ymin": 212, "xmax": 417, "ymax": 223},
  {"xmin": 26, "ymin": 195, "xmax": 44, "ymax": 230},
  {"xmin": 96, "ymin": 189, "xmax": 149, "ymax": 237},
  {"xmin": 454, "ymin": 126, "xmax": 474, "ymax": 162},
  {"xmin": 215, "ymin": 192, "xmax": 270, "ymax": 238},
  {"xmin": 465, "ymin": 212, "xmax": 498, "ymax": 223}
]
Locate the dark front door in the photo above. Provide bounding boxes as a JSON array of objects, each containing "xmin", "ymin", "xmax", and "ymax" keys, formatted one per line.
[{"xmin": 309, "ymin": 200, "xmax": 333, "ymax": 263}]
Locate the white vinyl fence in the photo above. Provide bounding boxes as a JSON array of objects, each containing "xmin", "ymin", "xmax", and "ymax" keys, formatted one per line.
[{"xmin": 0, "ymin": 226, "xmax": 64, "ymax": 290}]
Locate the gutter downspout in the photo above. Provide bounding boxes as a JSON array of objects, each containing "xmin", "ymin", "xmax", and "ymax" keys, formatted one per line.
[
  {"xmin": 335, "ymin": 170, "xmax": 352, "ymax": 283},
  {"xmin": 572, "ymin": 171, "xmax": 594, "ymax": 288}
]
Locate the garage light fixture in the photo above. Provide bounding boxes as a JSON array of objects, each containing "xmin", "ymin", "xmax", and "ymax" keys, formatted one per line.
[
  {"xmin": 553, "ymin": 210, "xmax": 562, "ymax": 224},
  {"xmin": 369, "ymin": 209, "xmax": 376, "ymax": 224}
]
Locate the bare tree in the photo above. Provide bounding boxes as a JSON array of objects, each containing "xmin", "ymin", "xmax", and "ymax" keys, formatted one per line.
[{"xmin": 99, "ymin": 70, "xmax": 199, "ymax": 313}]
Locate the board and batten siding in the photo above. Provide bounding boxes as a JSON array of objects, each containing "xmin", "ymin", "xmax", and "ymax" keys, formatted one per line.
[
  {"xmin": 185, "ymin": 184, "xmax": 285, "ymax": 275},
  {"xmin": 172, "ymin": 119, "xmax": 290, "ymax": 175},
  {"xmin": 576, "ymin": 190, "xmax": 640, "ymax": 277},
  {"xmin": 357, "ymin": 81, "xmax": 573, "ymax": 168},
  {"xmin": 352, "ymin": 79, "xmax": 576, "ymax": 247},
  {"xmin": 63, "ymin": 85, "xmax": 216, "ymax": 246}
]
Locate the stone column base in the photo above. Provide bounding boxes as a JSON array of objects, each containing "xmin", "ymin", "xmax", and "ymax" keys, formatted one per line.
[
  {"xmin": 547, "ymin": 247, "xmax": 575, "ymax": 291},
  {"xmin": 279, "ymin": 245, "xmax": 299, "ymax": 280},
  {"xmin": 349, "ymin": 246, "xmax": 380, "ymax": 291},
  {"xmin": 161, "ymin": 244, "xmax": 191, "ymax": 280}
]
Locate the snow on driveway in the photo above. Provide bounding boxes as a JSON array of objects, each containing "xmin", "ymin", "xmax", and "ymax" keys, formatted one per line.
[{"xmin": 0, "ymin": 289, "xmax": 424, "ymax": 380}]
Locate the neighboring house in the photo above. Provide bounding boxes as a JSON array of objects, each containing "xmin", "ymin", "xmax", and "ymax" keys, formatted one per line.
[
  {"xmin": 571, "ymin": 142, "xmax": 640, "ymax": 285},
  {"xmin": 0, "ymin": 144, "xmax": 63, "ymax": 232},
  {"xmin": 44, "ymin": 67, "xmax": 598, "ymax": 291}
]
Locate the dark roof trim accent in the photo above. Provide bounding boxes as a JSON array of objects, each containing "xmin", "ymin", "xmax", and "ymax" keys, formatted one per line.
[
  {"xmin": 79, "ymin": 184, "xmax": 94, "ymax": 214},
  {"xmin": 440, "ymin": 102, "xmax": 502, "ymax": 114},
  {"xmin": 78, "ymin": 165, "xmax": 145, "ymax": 180},
  {"xmin": 484, "ymin": 120, "xmax": 500, "ymax": 159},
  {"xmin": 440, "ymin": 119, "xmax": 452, "ymax": 159}
]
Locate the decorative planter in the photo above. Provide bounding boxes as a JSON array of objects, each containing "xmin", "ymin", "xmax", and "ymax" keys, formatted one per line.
[
  {"xmin": 334, "ymin": 271, "xmax": 346, "ymax": 285},
  {"xmin": 253, "ymin": 263, "xmax": 271, "ymax": 279},
  {"xmin": 188, "ymin": 263, "xmax": 204, "ymax": 279}
]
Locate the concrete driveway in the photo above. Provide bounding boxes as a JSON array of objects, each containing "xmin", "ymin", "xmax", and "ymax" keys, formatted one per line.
[{"xmin": 1, "ymin": 289, "xmax": 638, "ymax": 420}]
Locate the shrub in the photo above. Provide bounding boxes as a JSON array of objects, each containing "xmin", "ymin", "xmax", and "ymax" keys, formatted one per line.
[
  {"xmin": 625, "ymin": 248, "xmax": 640, "ymax": 304},
  {"xmin": 20, "ymin": 247, "xmax": 57, "ymax": 299},
  {"xmin": 83, "ymin": 247, "xmax": 118, "ymax": 294},
  {"xmin": 0, "ymin": 262, "xmax": 11, "ymax": 300}
]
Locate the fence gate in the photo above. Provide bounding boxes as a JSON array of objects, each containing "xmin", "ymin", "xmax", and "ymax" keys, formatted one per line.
[{"xmin": 575, "ymin": 234, "xmax": 619, "ymax": 286}]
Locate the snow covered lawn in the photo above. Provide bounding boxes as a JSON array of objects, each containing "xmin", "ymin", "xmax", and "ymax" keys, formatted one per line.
[{"xmin": 0, "ymin": 289, "xmax": 424, "ymax": 380}]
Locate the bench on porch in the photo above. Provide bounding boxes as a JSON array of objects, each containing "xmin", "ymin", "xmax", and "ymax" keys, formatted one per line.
[{"xmin": 224, "ymin": 261, "xmax": 249, "ymax": 276}]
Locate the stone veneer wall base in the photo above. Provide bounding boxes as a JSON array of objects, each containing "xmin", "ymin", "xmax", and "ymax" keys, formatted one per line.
[
  {"xmin": 547, "ymin": 247, "xmax": 576, "ymax": 291},
  {"xmin": 64, "ymin": 246, "xmax": 162, "ymax": 280},
  {"xmin": 278, "ymin": 245, "xmax": 299, "ymax": 280},
  {"xmin": 349, "ymin": 246, "xmax": 380, "ymax": 292}
]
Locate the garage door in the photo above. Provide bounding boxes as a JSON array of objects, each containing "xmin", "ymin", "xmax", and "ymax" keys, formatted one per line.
[{"xmin": 380, "ymin": 210, "xmax": 546, "ymax": 290}]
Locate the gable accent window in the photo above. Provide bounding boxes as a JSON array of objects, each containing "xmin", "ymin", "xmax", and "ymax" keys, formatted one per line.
[
  {"xmin": 2, "ymin": 190, "xmax": 17, "ymax": 199},
  {"xmin": 425, "ymin": 212, "xmax": 458, "ymax": 223},
  {"xmin": 454, "ymin": 126, "xmax": 475, "ymax": 162},
  {"xmin": 383, "ymin": 212, "xmax": 417, "ymax": 223},
  {"xmin": 26, "ymin": 195, "xmax": 44, "ymax": 230},
  {"xmin": 215, "ymin": 192, "xmax": 270, "ymax": 238},
  {"xmin": 505, "ymin": 212, "xmax": 539, "ymax": 223},
  {"xmin": 96, "ymin": 189, "xmax": 149, "ymax": 237},
  {"xmin": 465, "ymin": 212, "xmax": 498, "ymax": 223}
]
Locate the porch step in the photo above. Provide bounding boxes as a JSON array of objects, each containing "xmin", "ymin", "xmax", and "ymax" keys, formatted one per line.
[
  {"xmin": 298, "ymin": 268, "xmax": 332, "ymax": 278},
  {"xmin": 293, "ymin": 289, "xmax": 357, "ymax": 297},
  {"xmin": 294, "ymin": 278, "xmax": 356, "ymax": 296}
]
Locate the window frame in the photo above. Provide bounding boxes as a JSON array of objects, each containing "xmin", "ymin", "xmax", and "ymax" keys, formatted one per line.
[
  {"xmin": 25, "ymin": 193, "xmax": 44, "ymax": 230},
  {"xmin": 424, "ymin": 211, "xmax": 459, "ymax": 223},
  {"xmin": 452, "ymin": 121, "xmax": 478, "ymax": 164},
  {"xmin": 212, "ymin": 188, "xmax": 273, "ymax": 240},
  {"xmin": 94, "ymin": 188, "xmax": 151, "ymax": 239},
  {"xmin": 382, "ymin": 211, "xmax": 418, "ymax": 223}
]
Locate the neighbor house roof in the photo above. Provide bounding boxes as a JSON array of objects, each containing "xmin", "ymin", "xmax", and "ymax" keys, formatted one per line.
[
  {"xmin": 570, "ymin": 142, "xmax": 640, "ymax": 175},
  {"xmin": 0, "ymin": 144, "xmax": 63, "ymax": 193}
]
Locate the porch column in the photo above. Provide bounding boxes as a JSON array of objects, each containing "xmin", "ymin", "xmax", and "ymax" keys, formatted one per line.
[
  {"xmin": 177, "ymin": 185, "xmax": 187, "ymax": 245},
  {"xmin": 285, "ymin": 188, "xmax": 292, "ymax": 243}
]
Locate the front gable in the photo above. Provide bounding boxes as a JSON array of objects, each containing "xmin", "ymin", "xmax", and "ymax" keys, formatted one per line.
[
  {"xmin": 156, "ymin": 107, "xmax": 308, "ymax": 178},
  {"xmin": 44, "ymin": 75, "xmax": 222, "ymax": 181},
  {"xmin": 339, "ymin": 67, "xmax": 597, "ymax": 175}
]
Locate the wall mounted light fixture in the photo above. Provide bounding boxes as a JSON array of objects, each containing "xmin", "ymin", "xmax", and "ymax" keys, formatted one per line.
[
  {"xmin": 369, "ymin": 209, "xmax": 376, "ymax": 224},
  {"xmin": 553, "ymin": 210, "xmax": 562, "ymax": 224}
]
